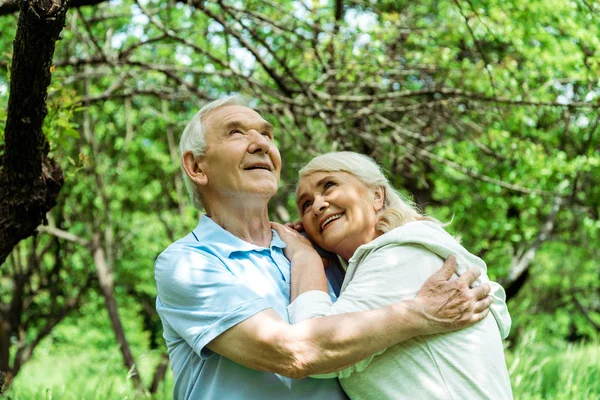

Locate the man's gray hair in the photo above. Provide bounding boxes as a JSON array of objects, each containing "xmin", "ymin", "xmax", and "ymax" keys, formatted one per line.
[{"xmin": 180, "ymin": 95, "xmax": 250, "ymax": 210}]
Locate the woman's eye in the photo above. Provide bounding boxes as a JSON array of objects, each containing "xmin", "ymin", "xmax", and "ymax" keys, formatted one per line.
[
  {"xmin": 229, "ymin": 129, "xmax": 243, "ymax": 135},
  {"xmin": 302, "ymin": 201, "xmax": 312, "ymax": 213},
  {"xmin": 324, "ymin": 181, "xmax": 336, "ymax": 190}
]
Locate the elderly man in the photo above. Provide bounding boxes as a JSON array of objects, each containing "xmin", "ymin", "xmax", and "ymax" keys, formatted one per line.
[{"xmin": 154, "ymin": 96, "xmax": 494, "ymax": 399}]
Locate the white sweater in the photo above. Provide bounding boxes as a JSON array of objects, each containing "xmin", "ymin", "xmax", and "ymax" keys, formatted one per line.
[{"xmin": 288, "ymin": 221, "xmax": 513, "ymax": 400}]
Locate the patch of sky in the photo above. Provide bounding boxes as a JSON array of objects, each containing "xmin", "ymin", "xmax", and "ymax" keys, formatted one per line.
[
  {"xmin": 208, "ymin": 22, "xmax": 224, "ymax": 33},
  {"xmin": 345, "ymin": 9, "xmax": 377, "ymax": 31},
  {"xmin": 524, "ymin": 116, "xmax": 536, "ymax": 127},
  {"xmin": 132, "ymin": 11, "xmax": 149, "ymax": 26},
  {"xmin": 176, "ymin": 53, "xmax": 193, "ymax": 66},
  {"xmin": 0, "ymin": 83, "xmax": 7, "ymax": 96},
  {"xmin": 230, "ymin": 46, "xmax": 256, "ymax": 75},
  {"xmin": 109, "ymin": 0, "xmax": 123, "ymax": 7},
  {"xmin": 354, "ymin": 33, "xmax": 371, "ymax": 50},
  {"xmin": 174, "ymin": 1, "xmax": 193, "ymax": 18},
  {"xmin": 584, "ymin": 90, "xmax": 597, "ymax": 102},
  {"xmin": 204, "ymin": 64, "xmax": 215, "ymax": 73},
  {"xmin": 553, "ymin": 81, "xmax": 575, "ymax": 104},
  {"xmin": 111, "ymin": 32, "xmax": 128, "ymax": 49},
  {"xmin": 111, "ymin": 5, "xmax": 148, "ymax": 49},
  {"xmin": 293, "ymin": 1, "xmax": 311, "ymax": 19},
  {"xmin": 575, "ymin": 116, "xmax": 590, "ymax": 128},
  {"xmin": 208, "ymin": 34, "xmax": 225, "ymax": 47}
]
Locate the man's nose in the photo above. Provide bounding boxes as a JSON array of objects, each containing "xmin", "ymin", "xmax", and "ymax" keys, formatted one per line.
[{"xmin": 247, "ymin": 130, "xmax": 270, "ymax": 154}]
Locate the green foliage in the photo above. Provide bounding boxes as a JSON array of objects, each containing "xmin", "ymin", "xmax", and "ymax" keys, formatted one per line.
[{"xmin": 1, "ymin": 0, "xmax": 599, "ymax": 396}]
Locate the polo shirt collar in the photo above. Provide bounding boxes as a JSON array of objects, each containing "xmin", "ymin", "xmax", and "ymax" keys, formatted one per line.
[{"xmin": 192, "ymin": 215, "xmax": 286, "ymax": 257}]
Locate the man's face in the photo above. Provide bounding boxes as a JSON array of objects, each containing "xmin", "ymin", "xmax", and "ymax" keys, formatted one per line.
[{"xmin": 198, "ymin": 105, "xmax": 282, "ymax": 201}]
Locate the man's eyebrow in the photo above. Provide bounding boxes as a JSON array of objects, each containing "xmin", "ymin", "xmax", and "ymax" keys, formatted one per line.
[
  {"xmin": 223, "ymin": 120, "xmax": 244, "ymax": 130},
  {"xmin": 222, "ymin": 120, "xmax": 274, "ymax": 132},
  {"xmin": 262, "ymin": 121, "xmax": 274, "ymax": 132}
]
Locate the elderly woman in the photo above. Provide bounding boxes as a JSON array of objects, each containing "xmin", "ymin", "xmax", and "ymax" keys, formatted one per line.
[{"xmin": 272, "ymin": 151, "xmax": 513, "ymax": 400}]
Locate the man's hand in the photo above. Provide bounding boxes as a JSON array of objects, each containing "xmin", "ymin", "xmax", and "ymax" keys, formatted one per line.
[{"xmin": 414, "ymin": 255, "xmax": 492, "ymax": 334}]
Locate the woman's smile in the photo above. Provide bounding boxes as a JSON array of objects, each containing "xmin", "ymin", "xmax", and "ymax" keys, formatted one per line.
[{"xmin": 297, "ymin": 171, "xmax": 383, "ymax": 260}]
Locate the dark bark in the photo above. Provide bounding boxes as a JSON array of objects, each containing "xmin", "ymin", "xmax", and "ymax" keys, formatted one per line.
[
  {"xmin": 0, "ymin": 0, "xmax": 105, "ymax": 16},
  {"xmin": 0, "ymin": 0, "xmax": 69, "ymax": 266},
  {"xmin": 500, "ymin": 198, "xmax": 562, "ymax": 301},
  {"xmin": 150, "ymin": 353, "xmax": 169, "ymax": 394},
  {"xmin": 503, "ymin": 268, "xmax": 530, "ymax": 301}
]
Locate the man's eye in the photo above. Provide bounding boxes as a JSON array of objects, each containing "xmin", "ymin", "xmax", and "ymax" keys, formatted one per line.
[
  {"xmin": 229, "ymin": 129, "xmax": 243, "ymax": 135},
  {"xmin": 324, "ymin": 181, "xmax": 336, "ymax": 190}
]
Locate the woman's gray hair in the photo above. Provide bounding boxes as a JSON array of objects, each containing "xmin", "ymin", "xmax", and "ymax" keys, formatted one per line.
[
  {"xmin": 298, "ymin": 151, "xmax": 441, "ymax": 234},
  {"xmin": 179, "ymin": 95, "xmax": 249, "ymax": 210}
]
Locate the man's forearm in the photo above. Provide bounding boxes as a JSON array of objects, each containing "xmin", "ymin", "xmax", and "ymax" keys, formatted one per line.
[{"xmin": 286, "ymin": 299, "xmax": 427, "ymax": 378}]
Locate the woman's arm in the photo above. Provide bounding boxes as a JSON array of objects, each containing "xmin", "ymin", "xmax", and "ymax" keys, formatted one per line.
[
  {"xmin": 291, "ymin": 244, "xmax": 462, "ymax": 378},
  {"xmin": 271, "ymin": 222, "xmax": 331, "ymax": 301},
  {"xmin": 208, "ymin": 255, "xmax": 491, "ymax": 379}
]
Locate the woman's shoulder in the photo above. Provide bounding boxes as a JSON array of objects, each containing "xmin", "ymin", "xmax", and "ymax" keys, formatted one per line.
[
  {"xmin": 369, "ymin": 220, "xmax": 448, "ymax": 248},
  {"xmin": 350, "ymin": 221, "xmax": 446, "ymax": 262}
]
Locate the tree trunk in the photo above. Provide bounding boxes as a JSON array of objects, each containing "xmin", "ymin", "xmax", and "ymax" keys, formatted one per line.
[
  {"xmin": 0, "ymin": 0, "xmax": 69, "ymax": 266},
  {"xmin": 150, "ymin": 353, "xmax": 170, "ymax": 394},
  {"xmin": 92, "ymin": 234, "xmax": 144, "ymax": 390}
]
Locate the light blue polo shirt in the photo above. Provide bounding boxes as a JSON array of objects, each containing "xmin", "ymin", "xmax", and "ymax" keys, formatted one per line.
[{"xmin": 155, "ymin": 215, "xmax": 348, "ymax": 400}]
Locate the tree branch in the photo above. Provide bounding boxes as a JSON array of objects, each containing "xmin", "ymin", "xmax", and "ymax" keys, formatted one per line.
[{"xmin": 0, "ymin": 0, "xmax": 107, "ymax": 17}]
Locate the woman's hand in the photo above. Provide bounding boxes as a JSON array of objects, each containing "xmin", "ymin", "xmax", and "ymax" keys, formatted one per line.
[
  {"xmin": 271, "ymin": 222, "xmax": 319, "ymax": 262},
  {"xmin": 272, "ymin": 222, "xmax": 328, "ymax": 300},
  {"xmin": 284, "ymin": 220, "xmax": 305, "ymax": 233},
  {"xmin": 414, "ymin": 256, "xmax": 493, "ymax": 334}
]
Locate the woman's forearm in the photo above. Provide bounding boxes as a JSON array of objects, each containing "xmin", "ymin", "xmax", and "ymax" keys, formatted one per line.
[{"xmin": 289, "ymin": 251, "xmax": 328, "ymax": 301}]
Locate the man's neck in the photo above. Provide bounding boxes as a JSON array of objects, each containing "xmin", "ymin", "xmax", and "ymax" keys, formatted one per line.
[{"xmin": 206, "ymin": 198, "xmax": 273, "ymax": 247}]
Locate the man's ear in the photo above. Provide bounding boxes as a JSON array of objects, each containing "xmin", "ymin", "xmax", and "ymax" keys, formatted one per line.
[
  {"xmin": 182, "ymin": 151, "xmax": 208, "ymax": 186},
  {"xmin": 374, "ymin": 186, "xmax": 385, "ymax": 212}
]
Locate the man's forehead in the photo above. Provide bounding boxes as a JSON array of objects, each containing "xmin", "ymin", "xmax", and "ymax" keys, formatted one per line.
[{"xmin": 207, "ymin": 105, "xmax": 267, "ymax": 126}]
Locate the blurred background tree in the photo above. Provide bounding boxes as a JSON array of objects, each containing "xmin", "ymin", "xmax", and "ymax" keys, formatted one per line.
[{"xmin": 0, "ymin": 0, "xmax": 599, "ymax": 398}]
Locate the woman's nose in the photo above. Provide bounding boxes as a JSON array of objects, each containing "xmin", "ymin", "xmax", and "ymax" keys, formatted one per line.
[{"xmin": 312, "ymin": 196, "xmax": 328, "ymax": 214}]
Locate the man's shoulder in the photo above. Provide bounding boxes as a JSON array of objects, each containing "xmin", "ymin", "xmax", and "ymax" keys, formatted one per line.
[{"xmin": 155, "ymin": 234, "xmax": 226, "ymax": 280}]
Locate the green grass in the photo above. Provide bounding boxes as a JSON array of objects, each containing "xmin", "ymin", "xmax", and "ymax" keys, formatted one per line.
[
  {"xmin": 6, "ymin": 346, "xmax": 174, "ymax": 400},
  {"xmin": 507, "ymin": 330, "xmax": 600, "ymax": 399},
  {"xmin": 6, "ymin": 330, "xmax": 600, "ymax": 399}
]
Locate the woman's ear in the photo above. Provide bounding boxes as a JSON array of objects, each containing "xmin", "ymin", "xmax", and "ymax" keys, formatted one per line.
[
  {"xmin": 374, "ymin": 186, "xmax": 385, "ymax": 212},
  {"xmin": 182, "ymin": 151, "xmax": 208, "ymax": 186}
]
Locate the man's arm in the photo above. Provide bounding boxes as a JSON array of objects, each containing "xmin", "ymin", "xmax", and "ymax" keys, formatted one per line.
[{"xmin": 207, "ymin": 257, "xmax": 492, "ymax": 379}]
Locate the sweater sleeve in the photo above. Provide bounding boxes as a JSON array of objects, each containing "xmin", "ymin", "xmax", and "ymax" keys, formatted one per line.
[{"xmin": 289, "ymin": 243, "xmax": 445, "ymax": 379}]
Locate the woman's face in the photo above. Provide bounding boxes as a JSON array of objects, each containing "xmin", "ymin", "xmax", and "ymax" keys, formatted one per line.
[{"xmin": 296, "ymin": 171, "xmax": 384, "ymax": 260}]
